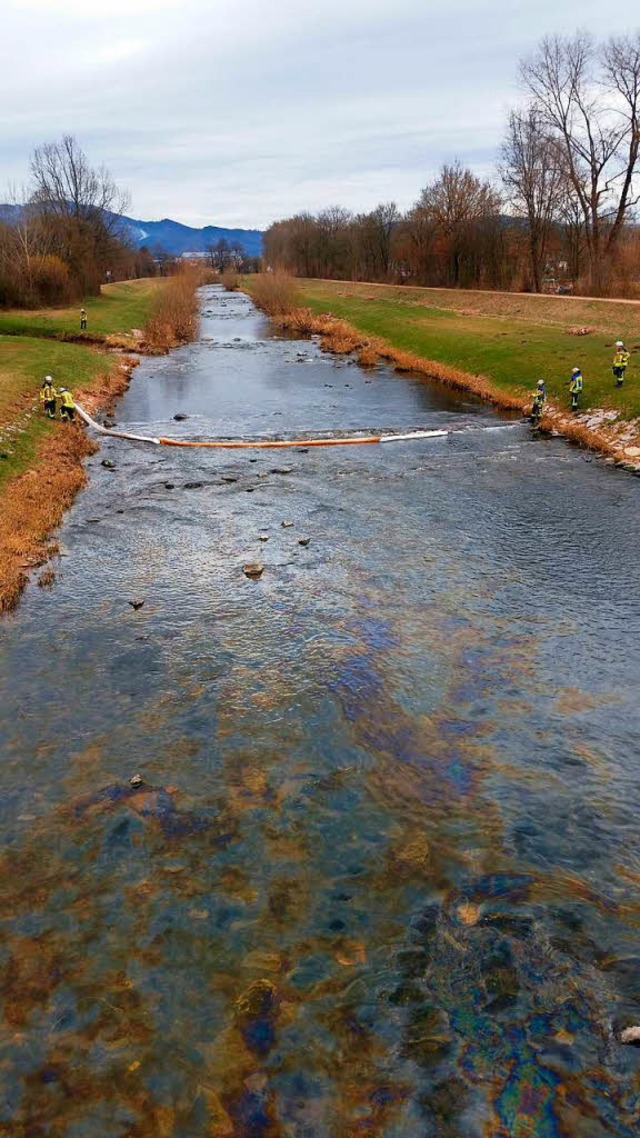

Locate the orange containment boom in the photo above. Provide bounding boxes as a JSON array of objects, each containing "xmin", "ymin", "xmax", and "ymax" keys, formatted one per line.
[
  {"xmin": 75, "ymin": 404, "xmax": 448, "ymax": 448},
  {"xmin": 158, "ymin": 434, "xmax": 384, "ymax": 448}
]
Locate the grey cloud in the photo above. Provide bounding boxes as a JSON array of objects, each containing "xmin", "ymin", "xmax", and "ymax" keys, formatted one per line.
[{"xmin": 1, "ymin": 0, "xmax": 638, "ymax": 227}]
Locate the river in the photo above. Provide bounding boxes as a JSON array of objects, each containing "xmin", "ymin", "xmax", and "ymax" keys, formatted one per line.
[{"xmin": 1, "ymin": 286, "xmax": 639, "ymax": 1137}]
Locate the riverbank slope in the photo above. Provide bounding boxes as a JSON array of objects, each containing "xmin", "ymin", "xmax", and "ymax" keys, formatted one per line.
[
  {"xmin": 270, "ymin": 278, "xmax": 640, "ymax": 459},
  {"xmin": 0, "ymin": 276, "xmax": 197, "ymax": 611}
]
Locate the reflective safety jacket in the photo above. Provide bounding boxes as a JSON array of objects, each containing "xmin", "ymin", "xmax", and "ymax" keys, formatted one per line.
[
  {"xmin": 532, "ymin": 390, "xmax": 545, "ymax": 411},
  {"xmin": 569, "ymin": 373, "xmax": 583, "ymax": 394},
  {"xmin": 59, "ymin": 389, "xmax": 75, "ymax": 409},
  {"xmin": 39, "ymin": 383, "xmax": 55, "ymax": 404},
  {"xmin": 614, "ymin": 348, "xmax": 630, "ymax": 369}
]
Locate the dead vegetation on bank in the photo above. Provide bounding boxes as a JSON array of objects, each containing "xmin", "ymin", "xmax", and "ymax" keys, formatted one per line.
[
  {"xmin": 0, "ymin": 358, "xmax": 137, "ymax": 613},
  {"xmin": 1, "ymin": 273, "xmax": 202, "ymax": 613},
  {"xmin": 247, "ymin": 274, "xmax": 525, "ymax": 411},
  {"xmin": 246, "ymin": 273, "xmax": 640, "ymax": 463},
  {"xmin": 221, "ymin": 267, "xmax": 240, "ymax": 292},
  {"xmin": 143, "ymin": 269, "xmax": 201, "ymax": 352}
]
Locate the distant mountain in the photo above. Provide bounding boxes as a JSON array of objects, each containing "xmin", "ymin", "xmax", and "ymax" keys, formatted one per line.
[
  {"xmin": 0, "ymin": 204, "xmax": 263, "ymax": 257},
  {"xmin": 116, "ymin": 214, "xmax": 263, "ymax": 257}
]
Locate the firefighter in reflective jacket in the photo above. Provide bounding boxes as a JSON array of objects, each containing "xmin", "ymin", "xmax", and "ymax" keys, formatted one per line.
[
  {"xmin": 530, "ymin": 378, "xmax": 546, "ymax": 425},
  {"xmin": 39, "ymin": 375, "xmax": 56, "ymax": 419},
  {"xmin": 568, "ymin": 368, "xmax": 583, "ymax": 412},
  {"xmin": 613, "ymin": 340, "xmax": 630, "ymax": 387},
  {"xmin": 58, "ymin": 387, "xmax": 76, "ymax": 422}
]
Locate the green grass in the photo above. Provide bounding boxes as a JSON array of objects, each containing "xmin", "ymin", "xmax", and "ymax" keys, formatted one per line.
[
  {"xmin": 298, "ymin": 280, "xmax": 640, "ymax": 419},
  {"xmin": 0, "ymin": 335, "xmax": 118, "ymax": 418},
  {"xmin": 0, "ymin": 278, "xmax": 164, "ymax": 340},
  {"xmin": 0, "ymin": 279, "xmax": 163, "ymax": 491},
  {"xmin": 0, "ymin": 335, "xmax": 119, "ymax": 490}
]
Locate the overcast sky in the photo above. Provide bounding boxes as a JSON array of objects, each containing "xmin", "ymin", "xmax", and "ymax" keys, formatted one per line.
[{"xmin": 2, "ymin": 0, "xmax": 638, "ymax": 229}]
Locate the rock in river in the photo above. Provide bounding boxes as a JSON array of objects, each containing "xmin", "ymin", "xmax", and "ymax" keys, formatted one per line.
[
  {"xmin": 620, "ymin": 1026, "xmax": 640, "ymax": 1045},
  {"xmin": 173, "ymin": 413, "xmax": 189, "ymax": 421},
  {"xmin": 101, "ymin": 458, "xmax": 116, "ymax": 470},
  {"xmin": 243, "ymin": 562, "xmax": 264, "ymax": 579}
]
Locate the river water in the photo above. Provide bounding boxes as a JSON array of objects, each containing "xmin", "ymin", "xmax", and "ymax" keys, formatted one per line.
[{"xmin": 1, "ymin": 286, "xmax": 640, "ymax": 1137}]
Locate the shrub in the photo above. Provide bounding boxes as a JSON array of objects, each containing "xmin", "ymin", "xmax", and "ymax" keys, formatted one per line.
[
  {"xmin": 143, "ymin": 269, "xmax": 201, "ymax": 351},
  {"xmin": 221, "ymin": 267, "xmax": 240, "ymax": 291},
  {"xmin": 249, "ymin": 272, "xmax": 300, "ymax": 317},
  {"xmin": 31, "ymin": 256, "xmax": 72, "ymax": 306}
]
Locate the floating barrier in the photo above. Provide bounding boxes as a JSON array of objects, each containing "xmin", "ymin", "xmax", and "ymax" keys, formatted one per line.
[{"xmin": 76, "ymin": 404, "xmax": 450, "ymax": 449}]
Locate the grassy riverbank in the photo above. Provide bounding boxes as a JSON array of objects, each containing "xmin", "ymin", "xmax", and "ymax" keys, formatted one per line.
[
  {"xmin": 0, "ymin": 279, "xmax": 164, "ymax": 341},
  {"xmin": 245, "ymin": 276, "xmax": 640, "ymax": 458},
  {"xmin": 0, "ymin": 276, "xmax": 199, "ymax": 611},
  {"xmin": 298, "ymin": 280, "xmax": 640, "ymax": 421}
]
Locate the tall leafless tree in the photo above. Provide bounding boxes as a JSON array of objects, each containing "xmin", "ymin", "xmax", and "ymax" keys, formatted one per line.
[
  {"xmin": 30, "ymin": 134, "xmax": 129, "ymax": 231},
  {"xmin": 521, "ymin": 32, "xmax": 640, "ymax": 292},
  {"xmin": 419, "ymin": 161, "xmax": 501, "ymax": 286},
  {"xmin": 499, "ymin": 108, "xmax": 564, "ymax": 291},
  {"xmin": 28, "ymin": 135, "xmax": 131, "ymax": 293}
]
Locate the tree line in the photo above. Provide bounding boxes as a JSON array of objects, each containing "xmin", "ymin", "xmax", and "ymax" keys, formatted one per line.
[
  {"xmin": 0, "ymin": 136, "xmax": 167, "ymax": 308},
  {"xmin": 264, "ymin": 31, "xmax": 640, "ymax": 296}
]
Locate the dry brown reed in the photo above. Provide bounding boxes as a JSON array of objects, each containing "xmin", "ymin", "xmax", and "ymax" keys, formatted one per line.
[
  {"xmin": 248, "ymin": 273, "xmax": 301, "ymax": 317},
  {"xmin": 221, "ymin": 267, "xmax": 240, "ymax": 292},
  {"xmin": 255, "ymin": 297, "xmax": 527, "ymax": 412},
  {"xmin": 143, "ymin": 269, "xmax": 201, "ymax": 352},
  {"xmin": 357, "ymin": 346, "xmax": 379, "ymax": 368},
  {"xmin": 539, "ymin": 411, "xmax": 627, "ymax": 458},
  {"xmin": 0, "ymin": 426, "xmax": 94, "ymax": 611},
  {"xmin": 247, "ymin": 279, "xmax": 640, "ymax": 462}
]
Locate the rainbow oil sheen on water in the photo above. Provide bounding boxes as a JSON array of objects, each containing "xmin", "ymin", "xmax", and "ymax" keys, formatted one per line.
[{"xmin": 1, "ymin": 287, "xmax": 639, "ymax": 1136}]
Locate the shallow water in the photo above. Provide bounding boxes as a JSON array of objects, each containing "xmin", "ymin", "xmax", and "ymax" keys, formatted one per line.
[{"xmin": 1, "ymin": 286, "xmax": 640, "ymax": 1137}]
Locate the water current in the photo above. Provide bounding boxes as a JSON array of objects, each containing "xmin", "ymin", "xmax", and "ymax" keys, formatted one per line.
[{"xmin": 1, "ymin": 287, "xmax": 640, "ymax": 1136}]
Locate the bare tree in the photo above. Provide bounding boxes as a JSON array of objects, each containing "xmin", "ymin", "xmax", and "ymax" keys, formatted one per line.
[
  {"xmin": 419, "ymin": 161, "xmax": 501, "ymax": 285},
  {"xmin": 30, "ymin": 134, "xmax": 129, "ymax": 231},
  {"xmin": 521, "ymin": 32, "xmax": 640, "ymax": 292},
  {"xmin": 402, "ymin": 201, "xmax": 438, "ymax": 285},
  {"xmin": 500, "ymin": 108, "xmax": 564, "ymax": 291}
]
